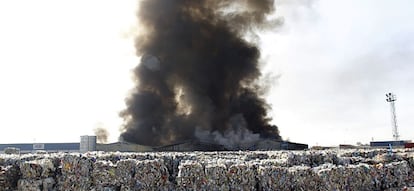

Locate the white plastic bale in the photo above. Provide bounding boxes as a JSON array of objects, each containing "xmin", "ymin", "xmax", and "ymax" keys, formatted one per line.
[{"xmin": 176, "ymin": 160, "xmax": 208, "ymax": 190}]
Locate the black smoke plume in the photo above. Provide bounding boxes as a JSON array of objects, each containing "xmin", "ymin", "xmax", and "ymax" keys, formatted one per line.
[{"xmin": 120, "ymin": 0, "xmax": 282, "ymax": 147}]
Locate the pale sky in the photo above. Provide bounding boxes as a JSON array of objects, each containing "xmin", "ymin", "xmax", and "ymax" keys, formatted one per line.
[{"xmin": 0, "ymin": 0, "xmax": 413, "ymax": 146}]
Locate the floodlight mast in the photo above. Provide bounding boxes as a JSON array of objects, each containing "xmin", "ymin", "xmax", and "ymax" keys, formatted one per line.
[{"xmin": 386, "ymin": 92, "xmax": 399, "ymax": 141}]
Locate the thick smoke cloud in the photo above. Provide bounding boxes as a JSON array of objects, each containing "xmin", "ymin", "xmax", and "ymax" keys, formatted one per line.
[{"xmin": 120, "ymin": 0, "xmax": 281, "ymax": 146}]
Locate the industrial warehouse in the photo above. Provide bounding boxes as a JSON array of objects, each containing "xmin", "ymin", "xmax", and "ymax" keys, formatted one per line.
[
  {"xmin": 0, "ymin": 135, "xmax": 308, "ymax": 154},
  {"xmin": 3, "ymin": 136, "xmax": 414, "ymax": 155}
]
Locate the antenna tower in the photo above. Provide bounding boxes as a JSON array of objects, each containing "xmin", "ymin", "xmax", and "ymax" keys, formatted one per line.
[{"xmin": 386, "ymin": 92, "xmax": 399, "ymax": 141}]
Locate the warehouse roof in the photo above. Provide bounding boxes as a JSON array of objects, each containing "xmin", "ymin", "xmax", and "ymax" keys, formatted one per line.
[{"xmin": 0, "ymin": 143, "xmax": 79, "ymax": 151}]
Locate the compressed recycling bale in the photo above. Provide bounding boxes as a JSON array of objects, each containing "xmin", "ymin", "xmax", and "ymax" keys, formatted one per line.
[
  {"xmin": 169, "ymin": 153, "xmax": 187, "ymax": 184},
  {"xmin": 93, "ymin": 185, "xmax": 121, "ymax": 191},
  {"xmin": 283, "ymin": 151, "xmax": 343, "ymax": 167},
  {"xmin": 61, "ymin": 154, "xmax": 93, "ymax": 176},
  {"xmin": 243, "ymin": 152, "xmax": 268, "ymax": 161},
  {"xmin": 227, "ymin": 162, "xmax": 257, "ymax": 191},
  {"xmin": 56, "ymin": 174, "xmax": 93, "ymax": 191},
  {"xmin": 159, "ymin": 154, "xmax": 178, "ymax": 183},
  {"xmin": 42, "ymin": 177, "xmax": 56, "ymax": 191},
  {"xmin": 407, "ymin": 155, "xmax": 414, "ymax": 187},
  {"xmin": 177, "ymin": 160, "xmax": 207, "ymax": 190},
  {"xmin": 134, "ymin": 159, "xmax": 171, "ymax": 190},
  {"xmin": 258, "ymin": 162, "xmax": 323, "ymax": 190},
  {"xmin": 339, "ymin": 164, "xmax": 375, "ymax": 191},
  {"xmin": 317, "ymin": 164, "xmax": 347, "ymax": 190},
  {"xmin": 257, "ymin": 165, "xmax": 289, "ymax": 190},
  {"xmin": 0, "ymin": 165, "xmax": 20, "ymax": 191},
  {"xmin": 3, "ymin": 149, "xmax": 414, "ymax": 191},
  {"xmin": 115, "ymin": 159, "xmax": 137, "ymax": 186},
  {"xmin": 17, "ymin": 179, "xmax": 43, "ymax": 191},
  {"xmin": 316, "ymin": 163, "xmax": 376, "ymax": 191},
  {"xmin": 375, "ymin": 161, "xmax": 410, "ymax": 189},
  {"xmin": 285, "ymin": 152, "xmax": 309, "ymax": 167},
  {"xmin": 20, "ymin": 159, "xmax": 55, "ymax": 179},
  {"xmin": 19, "ymin": 162, "xmax": 42, "ymax": 179},
  {"xmin": 204, "ymin": 162, "xmax": 229, "ymax": 191},
  {"xmin": 288, "ymin": 165, "xmax": 323, "ymax": 190},
  {"xmin": 57, "ymin": 154, "xmax": 94, "ymax": 190},
  {"xmin": 92, "ymin": 160, "xmax": 118, "ymax": 187},
  {"xmin": 17, "ymin": 177, "xmax": 55, "ymax": 191}
]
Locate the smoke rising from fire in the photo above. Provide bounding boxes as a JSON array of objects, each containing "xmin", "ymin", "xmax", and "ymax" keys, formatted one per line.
[
  {"xmin": 94, "ymin": 127, "xmax": 109, "ymax": 144},
  {"xmin": 120, "ymin": 0, "xmax": 282, "ymax": 146}
]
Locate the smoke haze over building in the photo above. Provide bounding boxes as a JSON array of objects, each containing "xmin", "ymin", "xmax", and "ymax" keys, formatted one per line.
[{"xmin": 120, "ymin": 0, "xmax": 282, "ymax": 146}]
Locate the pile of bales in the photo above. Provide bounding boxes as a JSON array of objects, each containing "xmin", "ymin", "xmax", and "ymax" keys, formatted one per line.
[{"xmin": 1, "ymin": 149, "xmax": 414, "ymax": 190}]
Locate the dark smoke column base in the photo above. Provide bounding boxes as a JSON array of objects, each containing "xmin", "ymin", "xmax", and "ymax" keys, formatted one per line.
[{"xmin": 120, "ymin": 0, "xmax": 283, "ymax": 146}]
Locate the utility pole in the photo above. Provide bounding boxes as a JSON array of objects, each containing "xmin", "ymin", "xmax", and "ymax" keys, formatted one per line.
[{"xmin": 386, "ymin": 92, "xmax": 399, "ymax": 141}]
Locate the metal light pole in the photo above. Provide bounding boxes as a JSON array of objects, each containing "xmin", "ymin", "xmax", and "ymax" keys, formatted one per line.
[{"xmin": 386, "ymin": 92, "xmax": 399, "ymax": 141}]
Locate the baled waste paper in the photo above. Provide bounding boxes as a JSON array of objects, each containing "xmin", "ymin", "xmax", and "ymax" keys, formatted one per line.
[
  {"xmin": 227, "ymin": 162, "xmax": 257, "ymax": 191},
  {"xmin": 19, "ymin": 159, "xmax": 55, "ymax": 179},
  {"xmin": 176, "ymin": 160, "xmax": 207, "ymax": 190},
  {"xmin": 0, "ymin": 164, "xmax": 20, "ymax": 191},
  {"xmin": 91, "ymin": 160, "xmax": 118, "ymax": 189},
  {"xmin": 134, "ymin": 159, "xmax": 171, "ymax": 190},
  {"xmin": 0, "ymin": 149, "xmax": 413, "ymax": 190},
  {"xmin": 204, "ymin": 162, "xmax": 229, "ymax": 191}
]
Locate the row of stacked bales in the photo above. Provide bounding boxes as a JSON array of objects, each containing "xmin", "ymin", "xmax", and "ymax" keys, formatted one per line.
[{"xmin": 0, "ymin": 149, "xmax": 414, "ymax": 190}]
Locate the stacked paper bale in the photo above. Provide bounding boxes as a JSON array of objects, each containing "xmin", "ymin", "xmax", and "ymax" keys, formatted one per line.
[
  {"xmin": 227, "ymin": 161, "xmax": 257, "ymax": 191},
  {"xmin": 115, "ymin": 159, "xmax": 138, "ymax": 190},
  {"xmin": 91, "ymin": 160, "xmax": 119, "ymax": 190},
  {"xmin": 17, "ymin": 158, "xmax": 56, "ymax": 191},
  {"xmin": 165, "ymin": 153, "xmax": 186, "ymax": 184},
  {"xmin": 134, "ymin": 159, "xmax": 171, "ymax": 190},
  {"xmin": 0, "ymin": 164, "xmax": 20, "ymax": 191},
  {"xmin": 288, "ymin": 165, "xmax": 322, "ymax": 190},
  {"xmin": 316, "ymin": 163, "xmax": 377, "ymax": 190},
  {"xmin": 56, "ymin": 154, "xmax": 93, "ymax": 190},
  {"xmin": 376, "ymin": 161, "xmax": 410, "ymax": 189},
  {"xmin": 257, "ymin": 164, "xmax": 289, "ymax": 190},
  {"xmin": 204, "ymin": 161, "xmax": 229, "ymax": 190},
  {"xmin": 258, "ymin": 161, "xmax": 322, "ymax": 190},
  {"xmin": 406, "ymin": 153, "xmax": 414, "ymax": 187},
  {"xmin": 1, "ymin": 149, "xmax": 414, "ymax": 190},
  {"xmin": 176, "ymin": 160, "xmax": 208, "ymax": 190}
]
